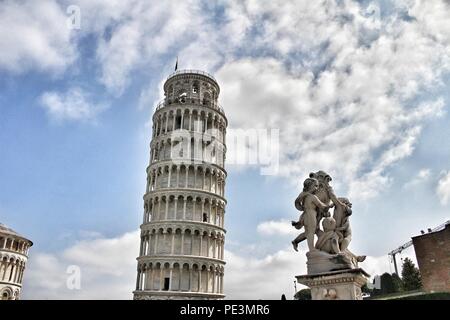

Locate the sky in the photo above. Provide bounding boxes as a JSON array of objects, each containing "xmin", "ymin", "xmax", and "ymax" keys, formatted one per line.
[{"xmin": 0, "ymin": 0, "xmax": 449, "ymax": 300}]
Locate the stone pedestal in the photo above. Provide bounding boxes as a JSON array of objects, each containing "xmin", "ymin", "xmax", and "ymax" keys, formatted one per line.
[
  {"xmin": 306, "ymin": 250, "xmax": 355, "ymax": 274},
  {"xmin": 296, "ymin": 268, "xmax": 369, "ymax": 300}
]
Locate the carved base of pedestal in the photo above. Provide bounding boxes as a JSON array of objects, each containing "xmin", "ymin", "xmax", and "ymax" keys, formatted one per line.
[
  {"xmin": 296, "ymin": 268, "xmax": 370, "ymax": 300},
  {"xmin": 306, "ymin": 250, "xmax": 356, "ymax": 274}
]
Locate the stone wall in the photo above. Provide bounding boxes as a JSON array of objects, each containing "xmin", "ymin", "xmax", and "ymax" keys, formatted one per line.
[{"xmin": 412, "ymin": 224, "xmax": 450, "ymax": 293}]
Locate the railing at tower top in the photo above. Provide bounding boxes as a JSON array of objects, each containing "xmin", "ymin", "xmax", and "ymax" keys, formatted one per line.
[
  {"xmin": 155, "ymin": 96, "xmax": 225, "ymax": 114},
  {"xmin": 166, "ymin": 69, "xmax": 218, "ymax": 83}
]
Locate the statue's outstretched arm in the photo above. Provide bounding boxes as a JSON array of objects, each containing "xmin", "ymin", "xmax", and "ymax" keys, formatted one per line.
[
  {"xmin": 313, "ymin": 195, "xmax": 333, "ymax": 210},
  {"xmin": 326, "ymin": 186, "xmax": 345, "ymax": 207}
]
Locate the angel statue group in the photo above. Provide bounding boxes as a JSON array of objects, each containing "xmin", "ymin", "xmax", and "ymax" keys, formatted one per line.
[{"xmin": 292, "ymin": 171, "xmax": 365, "ymax": 272}]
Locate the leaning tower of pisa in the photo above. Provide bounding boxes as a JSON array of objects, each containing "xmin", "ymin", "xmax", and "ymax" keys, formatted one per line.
[{"xmin": 133, "ymin": 70, "xmax": 227, "ymax": 300}]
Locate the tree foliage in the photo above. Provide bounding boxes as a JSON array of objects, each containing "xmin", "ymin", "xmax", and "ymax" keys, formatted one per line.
[
  {"xmin": 401, "ymin": 258, "xmax": 422, "ymax": 291},
  {"xmin": 294, "ymin": 289, "xmax": 311, "ymax": 300},
  {"xmin": 392, "ymin": 273, "xmax": 403, "ymax": 292},
  {"xmin": 371, "ymin": 272, "xmax": 403, "ymax": 295}
]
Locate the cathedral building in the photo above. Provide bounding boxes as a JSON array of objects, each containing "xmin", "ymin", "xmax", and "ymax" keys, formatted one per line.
[{"xmin": 0, "ymin": 223, "xmax": 33, "ymax": 300}]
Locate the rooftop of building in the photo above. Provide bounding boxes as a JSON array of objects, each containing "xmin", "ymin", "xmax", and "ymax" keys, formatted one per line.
[
  {"xmin": 166, "ymin": 69, "xmax": 217, "ymax": 82},
  {"xmin": 164, "ymin": 69, "xmax": 220, "ymax": 93},
  {"xmin": 0, "ymin": 223, "xmax": 32, "ymax": 244},
  {"xmin": 412, "ymin": 220, "xmax": 450, "ymax": 240}
]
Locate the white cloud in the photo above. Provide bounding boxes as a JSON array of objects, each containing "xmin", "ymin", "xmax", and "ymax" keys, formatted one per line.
[
  {"xmin": 437, "ymin": 171, "xmax": 450, "ymax": 205},
  {"xmin": 0, "ymin": 0, "xmax": 76, "ymax": 73},
  {"xmin": 96, "ymin": 21, "xmax": 142, "ymax": 95},
  {"xmin": 217, "ymin": 58, "xmax": 444, "ymax": 200},
  {"xmin": 22, "ymin": 230, "xmax": 140, "ymax": 300},
  {"xmin": 215, "ymin": 0, "xmax": 450, "ymax": 200},
  {"xmin": 403, "ymin": 168, "xmax": 431, "ymax": 189},
  {"xmin": 65, "ymin": 0, "xmax": 228, "ymax": 94},
  {"xmin": 225, "ymin": 247, "xmax": 306, "ymax": 299},
  {"xmin": 257, "ymin": 219, "xmax": 297, "ymax": 237},
  {"xmin": 39, "ymin": 87, "xmax": 107, "ymax": 123}
]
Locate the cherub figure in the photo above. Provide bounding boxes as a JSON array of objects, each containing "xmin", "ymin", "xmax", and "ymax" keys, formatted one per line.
[
  {"xmin": 333, "ymin": 197, "xmax": 353, "ymax": 251},
  {"xmin": 291, "ymin": 178, "xmax": 334, "ymax": 252},
  {"xmin": 314, "ymin": 217, "xmax": 341, "ymax": 254},
  {"xmin": 332, "ymin": 197, "xmax": 366, "ymax": 263},
  {"xmin": 292, "ymin": 171, "xmax": 344, "ymax": 247}
]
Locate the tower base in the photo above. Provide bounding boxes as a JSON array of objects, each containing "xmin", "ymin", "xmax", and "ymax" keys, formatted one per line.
[
  {"xmin": 133, "ymin": 290, "xmax": 225, "ymax": 300},
  {"xmin": 296, "ymin": 268, "xmax": 369, "ymax": 300}
]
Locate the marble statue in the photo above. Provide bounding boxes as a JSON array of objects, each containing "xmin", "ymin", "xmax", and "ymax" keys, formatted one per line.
[
  {"xmin": 291, "ymin": 178, "xmax": 334, "ymax": 252},
  {"xmin": 292, "ymin": 171, "xmax": 365, "ymax": 274},
  {"xmin": 314, "ymin": 217, "xmax": 340, "ymax": 254},
  {"xmin": 332, "ymin": 197, "xmax": 353, "ymax": 252}
]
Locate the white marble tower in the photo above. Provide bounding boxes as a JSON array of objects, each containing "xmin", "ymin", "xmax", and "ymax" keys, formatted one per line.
[
  {"xmin": 133, "ymin": 70, "xmax": 227, "ymax": 300},
  {"xmin": 0, "ymin": 223, "xmax": 33, "ymax": 300}
]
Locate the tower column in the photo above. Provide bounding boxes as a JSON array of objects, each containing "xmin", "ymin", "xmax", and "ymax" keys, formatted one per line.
[
  {"xmin": 181, "ymin": 111, "xmax": 184, "ymax": 130},
  {"xmin": 165, "ymin": 113, "xmax": 169, "ymax": 133},
  {"xmin": 165, "ymin": 198, "xmax": 169, "ymax": 220},
  {"xmin": 181, "ymin": 231, "xmax": 185, "ymax": 255},
  {"xmin": 183, "ymin": 197, "xmax": 187, "ymax": 220},
  {"xmin": 154, "ymin": 233, "xmax": 159, "ymax": 254},
  {"xmin": 157, "ymin": 199, "xmax": 162, "ymax": 221},
  {"xmin": 199, "ymin": 233, "xmax": 203, "ymax": 256},
  {"xmin": 154, "ymin": 168, "xmax": 159, "ymax": 190},
  {"xmin": 178, "ymin": 265, "xmax": 182, "ymax": 291},
  {"xmin": 136, "ymin": 269, "xmax": 140, "ymax": 290},
  {"xmin": 201, "ymin": 200, "xmax": 205, "ymax": 223},
  {"xmin": 171, "ymin": 232, "xmax": 175, "ymax": 254},
  {"xmin": 174, "ymin": 196, "xmax": 178, "ymax": 220},
  {"xmin": 193, "ymin": 166, "xmax": 197, "ymax": 188},
  {"xmin": 139, "ymin": 237, "xmax": 144, "ymax": 256},
  {"xmin": 198, "ymin": 268, "xmax": 202, "ymax": 292},
  {"xmin": 172, "ymin": 112, "xmax": 176, "ymax": 131}
]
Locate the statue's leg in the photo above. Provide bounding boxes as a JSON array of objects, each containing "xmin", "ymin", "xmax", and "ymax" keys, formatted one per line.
[
  {"xmin": 340, "ymin": 238, "xmax": 350, "ymax": 251},
  {"xmin": 306, "ymin": 232, "xmax": 316, "ymax": 252},
  {"xmin": 344, "ymin": 248, "xmax": 366, "ymax": 264},
  {"xmin": 292, "ymin": 232, "xmax": 306, "ymax": 251},
  {"xmin": 331, "ymin": 236, "xmax": 340, "ymax": 253},
  {"xmin": 340, "ymin": 234, "xmax": 353, "ymax": 252},
  {"xmin": 295, "ymin": 233, "xmax": 306, "ymax": 243},
  {"xmin": 304, "ymin": 213, "xmax": 317, "ymax": 252},
  {"xmin": 292, "ymin": 214, "xmax": 304, "ymax": 229}
]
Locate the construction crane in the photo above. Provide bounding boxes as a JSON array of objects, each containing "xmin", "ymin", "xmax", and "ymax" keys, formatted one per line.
[{"xmin": 388, "ymin": 220, "xmax": 450, "ymax": 275}]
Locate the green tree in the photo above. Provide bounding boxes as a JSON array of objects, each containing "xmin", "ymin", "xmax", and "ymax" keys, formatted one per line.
[
  {"xmin": 401, "ymin": 258, "xmax": 422, "ymax": 291},
  {"xmin": 392, "ymin": 273, "xmax": 404, "ymax": 292},
  {"xmin": 378, "ymin": 272, "xmax": 403, "ymax": 294},
  {"xmin": 361, "ymin": 283, "xmax": 371, "ymax": 294},
  {"xmin": 294, "ymin": 289, "xmax": 311, "ymax": 300}
]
